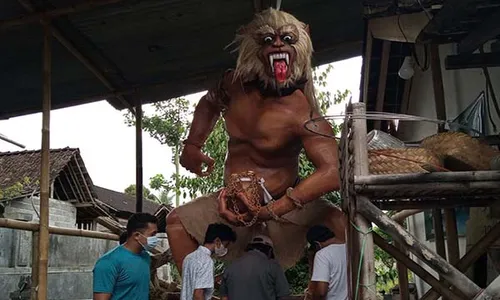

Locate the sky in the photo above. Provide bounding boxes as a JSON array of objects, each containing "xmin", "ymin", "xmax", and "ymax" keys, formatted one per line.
[{"xmin": 0, "ymin": 56, "xmax": 362, "ymax": 196}]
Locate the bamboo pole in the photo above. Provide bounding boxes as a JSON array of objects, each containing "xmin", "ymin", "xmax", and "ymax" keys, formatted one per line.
[
  {"xmin": 30, "ymin": 231, "xmax": 39, "ymax": 300},
  {"xmin": 135, "ymin": 98, "xmax": 143, "ymax": 213},
  {"xmin": 0, "ymin": 218, "xmax": 119, "ymax": 240},
  {"xmin": 355, "ymin": 171, "xmax": 500, "ymax": 185},
  {"xmin": 351, "ymin": 103, "xmax": 376, "ymax": 300},
  {"xmin": 37, "ymin": 20, "xmax": 51, "ymax": 300}
]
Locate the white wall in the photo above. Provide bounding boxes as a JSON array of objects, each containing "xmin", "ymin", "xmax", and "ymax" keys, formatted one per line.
[
  {"xmin": 397, "ymin": 42, "xmax": 500, "ymax": 142},
  {"xmin": 396, "ymin": 41, "xmax": 500, "ymax": 297}
]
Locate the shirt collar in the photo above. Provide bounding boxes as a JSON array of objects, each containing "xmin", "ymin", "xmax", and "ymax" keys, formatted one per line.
[{"xmin": 198, "ymin": 245, "xmax": 212, "ymax": 256}]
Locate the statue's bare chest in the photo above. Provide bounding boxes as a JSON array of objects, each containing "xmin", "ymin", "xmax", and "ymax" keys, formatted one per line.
[{"xmin": 223, "ymin": 90, "xmax": 299, "ymax": 153}]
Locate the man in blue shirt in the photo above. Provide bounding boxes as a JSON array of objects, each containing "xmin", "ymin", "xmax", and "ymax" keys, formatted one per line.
[{"xmin": 93, "ymin": 213, "xmax": 159, "ymax": 300}]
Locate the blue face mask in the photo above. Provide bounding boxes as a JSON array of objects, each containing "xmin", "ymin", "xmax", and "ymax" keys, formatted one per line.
[{"xmin": 139, "ymin": 233, "xmax": 159, "ymax": 251}]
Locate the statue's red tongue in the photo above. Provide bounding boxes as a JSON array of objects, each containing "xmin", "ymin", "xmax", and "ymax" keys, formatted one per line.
[{"xmin": 273, "ymin": 60, "xmax": 287, "ymax": 83}]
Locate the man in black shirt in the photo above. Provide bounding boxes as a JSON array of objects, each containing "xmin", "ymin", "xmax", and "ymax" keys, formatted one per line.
[{"xmin": 220, "ymin": 234, "xmax": 290, "ymax": 300}]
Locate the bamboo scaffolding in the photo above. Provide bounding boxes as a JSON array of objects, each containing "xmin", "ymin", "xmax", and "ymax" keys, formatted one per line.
[
  {"xmin": 421, "ymin": 220, "xmax": 500, "ymax": 300},
  {"xmin": 372, "ymin": 233, "xmax": 465, "ymax": 299},
  {"xmin": 357, "ymin": 197, "xmax": 485, "ymax": 299},
  {"xmin": 37, "ymin": 20, "xmax": 51, "ymax": 300},
  {"xmin": 351, "ymin": 103, "xmax": 376, "ymax": 300},
  {"xmin": 0, "ymin": 218, "xmax": 119, "ymax": 240}
]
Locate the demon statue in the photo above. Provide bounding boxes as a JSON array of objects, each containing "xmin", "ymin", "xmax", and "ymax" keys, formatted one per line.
[{"xmin": 166, "ymin": 8, "xmax": 346, "ymax": 271}]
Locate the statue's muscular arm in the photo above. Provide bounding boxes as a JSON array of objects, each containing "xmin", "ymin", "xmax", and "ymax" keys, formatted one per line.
[
  {"xmin": 260, "ymin": 93, "xmax": 340, "ymax": 218},
  {"xmin": 180, "ymin": 72, "xmax": 231, "ymax": 176}
]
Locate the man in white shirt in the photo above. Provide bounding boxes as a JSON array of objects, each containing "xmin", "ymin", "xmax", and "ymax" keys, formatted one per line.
[
  {"xmin": 181, "ymin": 223, "xmax": 237, "ymax": 300},
  {"xmin": 305, "ymin": 225, "xmax": 348, "ymax": 300}
]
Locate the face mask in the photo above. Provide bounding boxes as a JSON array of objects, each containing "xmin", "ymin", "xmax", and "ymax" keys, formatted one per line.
[
  {"xmin": 214, "ymin": 243, "xmax": 228, "ymax": 257},
  {"xmin": 139, "ymin": 233, "xmax": 159, "ymax": 251}
]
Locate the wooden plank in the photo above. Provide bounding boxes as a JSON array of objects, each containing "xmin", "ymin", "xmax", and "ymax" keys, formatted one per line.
[
  {"xmin": 0, "ymin": 0, "xmax": 125, "ymax": 30},
  {"xmin": 356, "ymin": 197, "xmax": 482, "ymax": 299},
  {"xmin": 16, "ymin": 0, "xmax": 135, "ymax": 115},
  {"xmin": 473, "ymin": 275, "xmax": 500, "ymax": 300},
  {"xmin": 445, "ymin": 52, "xmax": 500, "ymax": 70},
  {"xmin": 372, "ymin": 233, "xmax": 465, "ymax": 299},
  {"xmin": 369, "ymin": 12, "xmax": 430, "ymax": 43},
  {"xmin": 373, "ymin": 40, "xmax": 391, "ymax": 130}
]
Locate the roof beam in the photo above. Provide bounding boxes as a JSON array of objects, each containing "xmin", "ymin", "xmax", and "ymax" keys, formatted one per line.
[
  {"xmin": 458, "ymin": 10, "xmax": 500, "ymax": 54},
  {"xmin": 444, "ymin": 52, "xmax": 500, "ymax": 70},
  {"xmin": 0, "ymin": 0, "xmax": 125, "ymax": 30},
  {"xmin": 16, "ymin": 0, "xmax": 136, "ymax": 115}
]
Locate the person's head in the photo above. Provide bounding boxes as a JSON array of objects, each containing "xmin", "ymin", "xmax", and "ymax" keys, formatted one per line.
[
  {"xmin": 306, "ymin": 225, "xmax": 335, "ymax": 252},
  {"xmin": 203, "ymin": 223, "xmax": 237, "ymax": 257},
  {"xmin": 246, "ymin": 234, "xmax": 275, "ymax": 259},
  {"xmin": 126, "ymin": 213, "xmax": 159, "ymax": 252}
]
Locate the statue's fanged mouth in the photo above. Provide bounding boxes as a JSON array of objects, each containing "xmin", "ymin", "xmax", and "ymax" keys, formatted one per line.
[{"xmin": 269, "ymin": 52, "xmax": 289, "ymax": 83}]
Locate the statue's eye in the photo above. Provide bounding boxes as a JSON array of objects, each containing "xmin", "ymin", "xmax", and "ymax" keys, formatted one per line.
[
  {"xmin": 282, "ymin": 35, "xmax": 293, "ymax": 43},
  {"xmin": 263, "ymin": 36, "xmax": 273, "ymax": 44}
]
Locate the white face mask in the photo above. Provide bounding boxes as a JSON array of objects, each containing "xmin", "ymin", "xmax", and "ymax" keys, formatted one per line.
[{"xmin": 214, "ymin": 243, "xmax": 228, "ymax": 257}]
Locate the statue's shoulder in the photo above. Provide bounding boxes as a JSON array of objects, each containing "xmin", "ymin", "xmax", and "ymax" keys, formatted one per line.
[{"xmin": 205, "ymin": 69, "xmax": 236, "ymax": 110}]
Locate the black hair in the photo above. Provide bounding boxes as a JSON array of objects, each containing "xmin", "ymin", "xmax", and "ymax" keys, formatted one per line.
[
  {"xmin": 126, "ymin": 213, "xmax": 158, "ymax": 237},
  {"xmin": 245, "ymin": 243, "xmax": 275, "ymax": 259},
  {"xmin": 203, "ymin": 223, "xmax": 237, "ymax": 244},
  {"xmin": 119, "ymin": 231, "xmax": 128, "ymax": 245},
  {"xmin": 306, "ymin": 225, "xmax": 335, "ymax": 244}
]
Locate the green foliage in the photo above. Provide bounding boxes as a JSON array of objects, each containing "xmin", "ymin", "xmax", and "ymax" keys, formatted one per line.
[
  {"xmin": 0, "ymin": 177, "xmax": 34, "ymax": 200},
  {"xmin": 285, "ymin": 254, "xmax": 310, "ymax": 295},
  {"xmin": 124, "ymin": 184, "xmax": 158, "ymax": 202}
]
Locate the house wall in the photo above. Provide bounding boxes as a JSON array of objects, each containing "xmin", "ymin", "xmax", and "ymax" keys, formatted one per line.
[
  {"xmin": 0, "ymin": 197, "xmax": 116, "ymax": 300},
  {"xmin": 395, "ymin": 41, "xmax": 500, "ymax": 297}
]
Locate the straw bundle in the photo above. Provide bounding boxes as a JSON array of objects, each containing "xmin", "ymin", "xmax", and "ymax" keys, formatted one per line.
[
  {"xmin": 368, "ymin": 148, "xmax": 444, "ymax": 175},
  {"xmin": 421, "ymin": 131, "xmax": 500, "ymax": 171}
]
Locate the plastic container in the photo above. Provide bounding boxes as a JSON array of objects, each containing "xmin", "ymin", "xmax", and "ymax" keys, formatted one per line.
[{"xmin": 367, "ymin": 129, "xmax": 406, "ymax": 150}]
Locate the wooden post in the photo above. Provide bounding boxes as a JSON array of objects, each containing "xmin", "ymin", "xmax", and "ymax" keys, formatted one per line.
[
  {"xmin": 373, "ymin": 40, "xmax": 391, "ymax": 130},
  {"xmin": 135, "ymin": 98, "xmax": 143, "ymax": 213},
  {"xmin": 445, "ymin": 209, "xmax": 460, "ymax": 265},
  {"xmin": 37, "ymin": 20, "xmax": 51, "ymax": 300},
  {"xmin": 31, "ymin": 231, "xmax": 39, "ymax": 300},
  {"xmin": 351, "ymin": 103, "xmax": 376, "ymax": 300},
  {"xmin": 430, "ymin": 43, "xmax": 446, "ymax": 132},
  {"xmin": 395, "ymin": 217, "xmax": 409, "ymax": 300},
  {"xmin": 357, "ymin": 197, "xmax": 482, "ymax": 299}
]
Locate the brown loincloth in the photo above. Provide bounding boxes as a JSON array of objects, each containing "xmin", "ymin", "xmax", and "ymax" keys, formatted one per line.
[{"xmin": 175, "ymin": 191, "xmax": 334, "ymax": 269}]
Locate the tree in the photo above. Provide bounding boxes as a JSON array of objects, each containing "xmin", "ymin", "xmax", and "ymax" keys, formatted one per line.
[
  {"xmin": 124, "ymin": 184, "xmax": 159, "ymax": 203},
  {"xmin": 125, "ymin": 97, "xmax": 191, "ymax": 207}
]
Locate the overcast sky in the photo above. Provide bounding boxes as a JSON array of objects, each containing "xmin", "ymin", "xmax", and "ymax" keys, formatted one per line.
[{"xmin": 0, "ymin": 56, "xmax": 362, "ymax": 196}]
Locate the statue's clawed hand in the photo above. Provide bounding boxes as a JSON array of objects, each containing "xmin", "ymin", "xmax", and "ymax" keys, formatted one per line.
[
  {"xmin": 180, "ymin": 144, "xmax": 215, "ymax": 177},
  {"xmin": 217, "ymin": 188, "xmax": 257, "ymax": 227}
]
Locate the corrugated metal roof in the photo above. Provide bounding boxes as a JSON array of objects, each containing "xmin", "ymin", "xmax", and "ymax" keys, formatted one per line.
[{"xmin": 0, "ymin": 0, "xmax": 364, "ymax": 119}]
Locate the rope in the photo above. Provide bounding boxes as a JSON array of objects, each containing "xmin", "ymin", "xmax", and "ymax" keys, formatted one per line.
[
  {"xmin": 350, "ymin": 221, "xmax": 377, "ymax": 300},
  {"xmin": 303, "ymin": 111, "xmax": 485, "ymax": 139}
]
